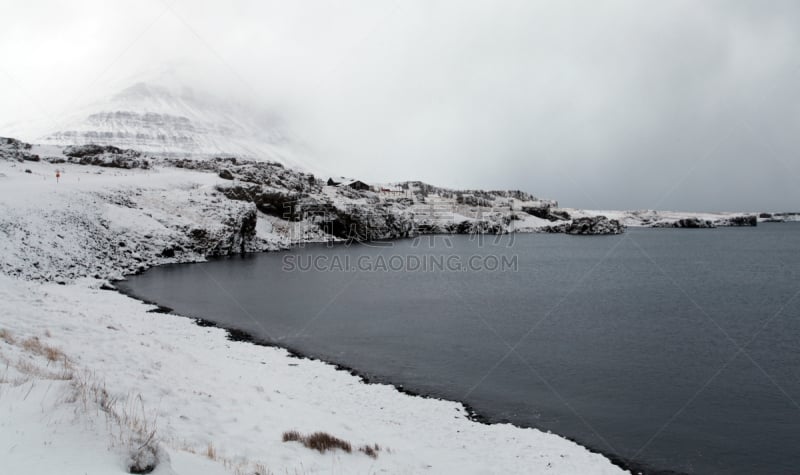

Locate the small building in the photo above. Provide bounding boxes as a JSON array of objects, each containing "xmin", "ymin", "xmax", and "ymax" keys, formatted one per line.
[
  {"xmin": 326, "ymin": 178, "xmax": 341, "ymax": 186},
  {"xmin": 344, "ymin": 180, "xmax": 372, "ymax": 191}
]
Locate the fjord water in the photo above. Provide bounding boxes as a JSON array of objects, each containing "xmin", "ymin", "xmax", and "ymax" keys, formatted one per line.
[{"xmin": 118, "ymin": 224, "xmax": 800, "ymax": 474}]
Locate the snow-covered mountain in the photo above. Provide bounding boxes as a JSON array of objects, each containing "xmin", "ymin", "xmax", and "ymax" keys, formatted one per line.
[{"xmin": 10, "ymin": 79, "xmax": 305, "ymax": 167}]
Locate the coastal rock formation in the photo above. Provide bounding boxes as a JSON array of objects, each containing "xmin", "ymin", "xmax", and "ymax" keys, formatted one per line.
[
  {"xmin": 544, "ymin": 216, "xmax": 626, "ymax": 235},
  {"xmin": 653, "ymin": 217, "xmax": 716, "ymax": 228},
  {"xmin": 758, "ymin": 212, "xmax": 800, "ymax": 223},
  {"xmin": 722, "ymin": 215, "xmax": 758, "ymax": 226},
  {"xmin": 651, "ymin": 215, "xmax": 756, "ymax": 228}
]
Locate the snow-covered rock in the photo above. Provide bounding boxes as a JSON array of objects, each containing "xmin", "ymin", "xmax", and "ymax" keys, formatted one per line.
[
  {"xmin": 0, "ymin": 136, "xmax": 40, "ymax": 162},
  {"xmin": 566, "ymin": 208, "xmax": 760, "ymax": 229}
]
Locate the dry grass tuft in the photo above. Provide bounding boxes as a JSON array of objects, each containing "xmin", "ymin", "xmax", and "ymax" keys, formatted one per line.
[
  {"xmin": 21, "ymin": 336, "xmax": 42, "ymax": 353},
  {"xmin": 205, "ymin": 442, "xmax": 217, "ymax": 460},
  {"xmin": 251, "ymin": 462, "xmax": 269, "ymax": 475},
  {"xmin": 19, "ymin": 336, "xmax": 66, "ymax": 364},
  {"xmin": 0, "ymin": 328, "xmax": 15, "ymax": 345},
  {"xmin": 303, "ymin": 432, "xmax": 352, "ymax": 454},
  {"xmin": 44, "ymin": 345, "xmax": 64, "ymax": 362},
  {"xmin": 70, "ymin": 375, "xmax": 162, "ymax": 474},
  {"xmin": 0, "ymin": 331, "xmax": 70, "ymax": 379},
  {"xmin": 359, "ymin": 443, "xmax": 381, "ymax": 459},
  {"xmin": 282, "ymin": 430, "xmax": 369, "ymax": 456},
  {"xmin": 281, "ymin": 430, "xmax": 302, "ymax": 443},
  {"xmin": 14, "ymin": 358, "xmax": 72, "ymax": 380}
]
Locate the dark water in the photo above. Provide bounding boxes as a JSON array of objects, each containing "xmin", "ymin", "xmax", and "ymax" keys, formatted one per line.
[{"xmin": 118, "ymin": 224, "xmax": 800, "ymax": 474}]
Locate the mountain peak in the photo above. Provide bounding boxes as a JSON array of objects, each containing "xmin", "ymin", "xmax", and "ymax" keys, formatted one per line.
[{"xmin": 24, "ymin": 77, "xmax": 300, "ymax": 166}]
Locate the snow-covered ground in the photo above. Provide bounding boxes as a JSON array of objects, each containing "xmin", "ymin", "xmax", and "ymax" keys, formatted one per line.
[{"xmin": 0, "ymin": 156, "xmax": 627, "ymax": 474}]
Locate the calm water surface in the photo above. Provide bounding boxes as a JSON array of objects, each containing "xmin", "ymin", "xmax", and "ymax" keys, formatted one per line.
[{"xmin": 118, "ymin": 224, "xmax": 800, "ymax": 474}]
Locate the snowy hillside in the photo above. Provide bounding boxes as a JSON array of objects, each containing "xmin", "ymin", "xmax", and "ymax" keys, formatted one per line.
[
  {"xmin": 0, "ymin": 139, "xmax": 627, "ymax": 475},
  {"xmin": 6, "ymin": 80, "xmax": 305, "ymax": 167}
]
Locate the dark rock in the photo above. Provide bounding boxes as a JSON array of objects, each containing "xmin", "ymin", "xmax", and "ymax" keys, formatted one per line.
[
  {"xmin": 521, "ymin": 205, "xmax": 570, "ymax": 222},
  {"xmin": 62, "ymin": 144, "xmax": 149, "ymax": 169},
  {"xmin": 218, "ymin": 169, "xmax": 234, "ymax": 180},
  {"xmin": 725, "ymin": 215, "xmax": 757, "ymax": 227},
  {"xmin": 549, "ymin": 209, "xmax": 572, "ymax": 221},
  {"xmin": 217, "ymin": 183, "xmax": 300, "ymax": 220},
  {"xmin": 653, "ymin": 218, "xmax": 715, "ymax": 228},
  {"xmin": 64, "ymin": 144, "xmax": 118, "ymax": 157},
  {"xmin": 189, "ymin": 228, "xmax": 208, "ymax": 240},
  {"xmin": 521, "ymin": 205, "xmax": 552, "ymax": 220},
  {"xmin": 544, "ymin": 216, "xmax": 625, "ymax": 235}
]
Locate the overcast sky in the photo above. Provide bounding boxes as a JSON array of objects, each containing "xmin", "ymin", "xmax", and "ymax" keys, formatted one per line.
[{"xmin": 1, "ymin": 0, "xmax": 799, "ymax": 211}]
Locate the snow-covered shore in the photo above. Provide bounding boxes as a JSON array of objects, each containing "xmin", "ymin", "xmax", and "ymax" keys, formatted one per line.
[{"xmin": 0, "ymin": 153, "xmax": 629, "ymax": 473}]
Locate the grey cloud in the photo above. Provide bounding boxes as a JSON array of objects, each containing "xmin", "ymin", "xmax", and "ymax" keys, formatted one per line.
[{"xmin": 1, "ymin": 0, "xmax": 798, "ymax": 211}]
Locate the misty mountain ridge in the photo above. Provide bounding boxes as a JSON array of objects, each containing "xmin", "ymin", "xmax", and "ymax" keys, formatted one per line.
[{"xmin": 12, "ymin": 78, "xmax": 304, "ymax": 167}]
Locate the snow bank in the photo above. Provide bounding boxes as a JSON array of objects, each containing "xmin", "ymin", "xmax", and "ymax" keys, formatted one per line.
[{"xmin": 0, "ymin": 276, "xmax": 625, "ymax": 474}]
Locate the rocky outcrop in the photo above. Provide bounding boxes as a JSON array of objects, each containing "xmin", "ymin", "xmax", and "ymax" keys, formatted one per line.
[
  {"xmin": 650, "ymin": 215, "xmax": 756, "ymax": 228},
  {"xmin": 318, "ymin": 203, "xmax": 416, "ymax": 241},
  {"xmin": 760, "ymin": 212, "xmax": 800, "ymax": 223},
  {"xmin": 720, "ymin": 215, "xmax": 757, "ymax": 227},
  {"xmin": 0, "ymin": 137, "xmax": 40, "ymax": 162},
  {"xmin": 62, "ymin": 144, "xmax": 150, "ymax": 169},
  {"xmin": 216, "ymin": 183, "xmax": 302, "ymax": 220},
  {"xmin": 186, "ymin": 205, "xmax": 258, "ymax": 256},
  {"xmin": 521, "ymin": 204, "xmax": 571, "ymax": 222},
  {"xmin": 653, "ymin": 218, "xmax": 715, "ymax": 228},
  {"xmin": 544, "ymin": 216, "xmax": 625, "ymax": 235},
  {"xmin": 217, "ymin": 181, "xmax": 417, "ymax": 241}
]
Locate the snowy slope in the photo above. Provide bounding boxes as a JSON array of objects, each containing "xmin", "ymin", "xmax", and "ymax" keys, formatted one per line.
[{"xmin": 0, "ymin": 275, "xmax": 626, "ymax": 475}]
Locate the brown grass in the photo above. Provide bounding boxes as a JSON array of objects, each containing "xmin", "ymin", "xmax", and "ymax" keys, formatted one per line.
[
  {"xmin": 251, "ymin": 462, "xmax": 269, "ymax": 475},
  {"xmin": 13, "ymin": 358, "xmax": 72, "ymax": 381},
  {"xmin": 282, "ymin": 430, "xmax": 302, "ymax": 443},
  {"xmin": 282, "ymin": 430, "xmax": 376, "ymax": 456},
  {"xmin": 21, "ymin": 336, "xmax": 42, "ymax": 352},
  {"xmin": 0, "ymin": 328, "xmax": 15, "ymax": 345},
  {"xmin": 304, "ymin": 432, "xmax": 352, "ymax": 454},
  {"xmin": 359, "ymin": 444, "xmax": 381, "ymax": 459},
  {"xmin": 44, "ymin": 345, "xmax": 63, "ymax": 362},
  {"xmin": 18, "ymin": 336, "xmax": 66, "ymax": 364},
  {"xmin": 205, "ymin": 442, "xmax": 217, "ymax": 460}
]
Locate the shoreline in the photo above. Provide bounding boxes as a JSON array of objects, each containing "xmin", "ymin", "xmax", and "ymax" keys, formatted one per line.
[
  {"xmin": 114, "ymin": 249, "xmax": 687, "ymax": 475},
  {"xmin": 1, "ymin": 154, "xmax": 763, "ymax": 473}
]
